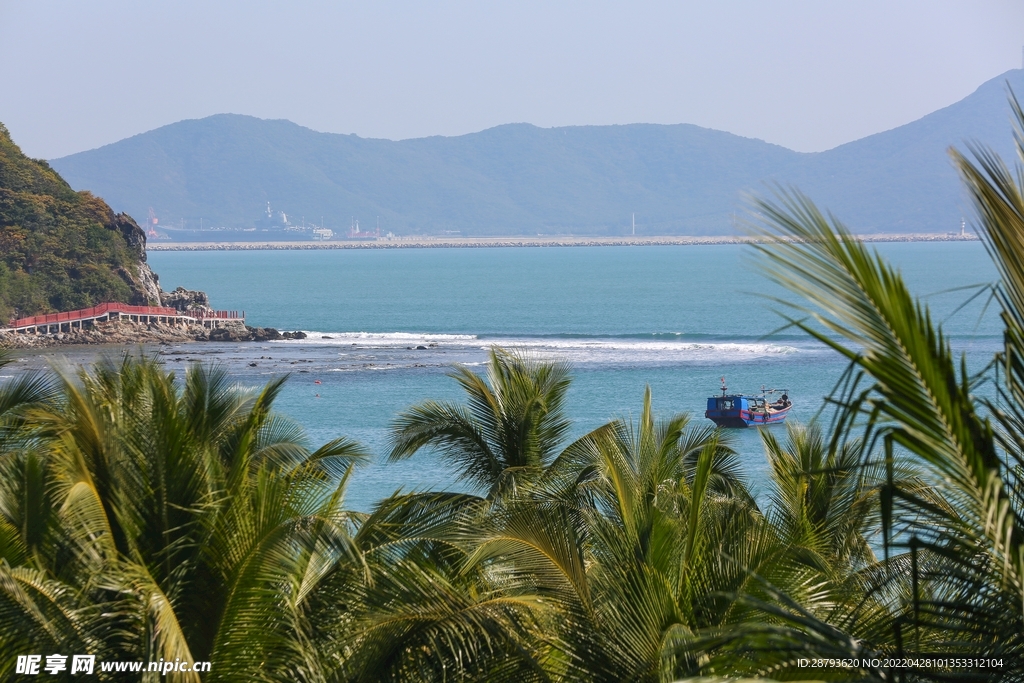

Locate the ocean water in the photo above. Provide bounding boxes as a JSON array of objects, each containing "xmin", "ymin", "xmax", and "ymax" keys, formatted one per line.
[{"xmin": 10, "ymin": 243, "xmax": 1001, "ymax": 510}]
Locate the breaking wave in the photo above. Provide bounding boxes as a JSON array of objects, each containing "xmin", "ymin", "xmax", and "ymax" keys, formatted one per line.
[
  {"xmin": 285, "ymin": 331, "xmax": 477, "ymax": 346},
  {"xmin": 277, "ymin": 331, "xmax": 811, "ymax": 365}
]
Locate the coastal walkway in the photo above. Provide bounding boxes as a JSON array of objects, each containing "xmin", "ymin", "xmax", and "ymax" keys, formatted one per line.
[{"xmin": 3, "ymin": 303, "xmax": 244, "ymax": 335}]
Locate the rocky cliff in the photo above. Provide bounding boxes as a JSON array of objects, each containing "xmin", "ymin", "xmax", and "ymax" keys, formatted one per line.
[
  {"xmin": 0, "ymin": 122, "xmax": 162, "ymax": 320},
  {"xmin": 110, "ymin": 211, "xmax": 162, "ymax": 305}
]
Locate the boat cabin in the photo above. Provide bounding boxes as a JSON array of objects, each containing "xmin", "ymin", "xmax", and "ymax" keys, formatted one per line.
[{"xmin": 705, "ymin": 392, "xmax": 791, "ymax": 428}]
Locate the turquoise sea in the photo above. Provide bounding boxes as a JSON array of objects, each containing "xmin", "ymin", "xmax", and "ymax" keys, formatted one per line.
[{"xmin": 12, "ymin": 243, "xmax": 1001, "ymax": 511}]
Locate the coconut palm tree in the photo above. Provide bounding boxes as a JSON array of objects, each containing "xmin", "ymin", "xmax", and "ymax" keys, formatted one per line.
[
  {"xmin": 467, "ymin": 388, "xmax": 787, "ymax": 682},
  {"xmin": 738, "ymin": 91, "xmax": 1024, "ymax": 679},
  {"xmin": 696, "ymin": 423, "xmax": 915, "ymax": 681},
  {"xmin": 0, "ymin": 350, "xmax": 59, "ymax": 447},
  {"xmin": 387, "ymin": 347, "xmax": 573, "ymax": 499},
  {"xmin": 0, "ymin": 354, "xmax": 367, "ymax": 682},
  {"xmin": 306, "ymin": 348, "xmax": 596, "ymax": 681},
  {"xmin": 762, "ymin": 423, "xmax": 881, "ymax": 572},
  {"xmin": 318, "ymin": 492, "xmax": 554, "ymax": 683}
]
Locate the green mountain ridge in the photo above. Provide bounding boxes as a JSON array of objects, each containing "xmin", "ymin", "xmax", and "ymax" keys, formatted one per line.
[
  {"xmin": 50, "ymin": 69, "xmax": 1024, "ymax": 236},
  {"xmin": 0, "ymin": 123, "xmax": 161, "ymax": 320}
]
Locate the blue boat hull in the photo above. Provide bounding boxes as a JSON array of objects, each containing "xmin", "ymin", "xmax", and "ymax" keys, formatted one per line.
[{"xmin": 705, "ymin": 393, "xmax": 791, "ymax": 428}]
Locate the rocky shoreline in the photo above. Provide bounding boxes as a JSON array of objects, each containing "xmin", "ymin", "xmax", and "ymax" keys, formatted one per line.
[
  {"xmin": 2, "ymin": 285, "xmax": 306, "ymax": 349},
  {"xmin": 0, "ymin": 320, "xmax": 307, "ymax": 349}
]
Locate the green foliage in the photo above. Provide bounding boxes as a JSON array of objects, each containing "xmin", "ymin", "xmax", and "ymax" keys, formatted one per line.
[
  {"xmin": 7, "ymin": 91, "xmax": 1024, "ymax": 681},
  {"xmin": 387, "ymin": 347, "xmax": 574, "ymax": 499},
  {"xmin": 0, "ymin": 123, "xmax": 152, "ymax": 320},
  {"xmin": 736, "ymin": 90, "xmax": 1024, "ymax": 679},
  {"xmin": 0, "ymin": 354, "xmax": 368, "ymax": 681},
  {"xmin": 0, "ymin": 343, "xmax": 1011, "ymax": 681}
]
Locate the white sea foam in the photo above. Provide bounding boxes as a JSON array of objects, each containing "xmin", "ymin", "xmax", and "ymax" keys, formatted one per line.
[
  {"xmin": 479, "ymin": 339, "xmax": 802, "ymax": 364},
  {"xmin": 274, "ymin": 331, "xmax": 808, "ymax": 365},
  {"xmin": 486, "ymin": 338, "xmax": 798, "ymax": 354},
  {"xmin": 282, "ymin": 331, "xmax": 478, "ymax": 346}
]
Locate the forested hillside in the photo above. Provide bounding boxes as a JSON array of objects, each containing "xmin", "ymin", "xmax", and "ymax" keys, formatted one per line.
[
  {"xmin": 0, "ymin": 123, "xmax": 159, "ymax": 320},
  {"xmin": 51, "ymin": 68, "xmax": 1024, "ymax": 237}
]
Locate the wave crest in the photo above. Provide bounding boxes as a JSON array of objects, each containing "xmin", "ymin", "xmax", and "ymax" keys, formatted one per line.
[
  {"xmin": 287, "ymin": 331, "xmax": 478, "ymax": 346},
  {"xmin": 277, "ymin": 330, "xmax": 807, "ymax": 364}
]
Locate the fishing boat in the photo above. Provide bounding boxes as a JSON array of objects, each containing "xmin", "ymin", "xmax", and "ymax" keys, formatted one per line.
[{"xmin": 704, "ymin": 378, "xmax": 791, "ymax": 428}]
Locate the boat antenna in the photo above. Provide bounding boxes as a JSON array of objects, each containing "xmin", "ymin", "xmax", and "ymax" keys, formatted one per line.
[{"xmin": 720, "ymin": 377, "xmax": 727, "ymax": 396}]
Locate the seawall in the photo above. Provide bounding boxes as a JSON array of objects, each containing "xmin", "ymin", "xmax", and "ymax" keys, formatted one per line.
[{"xmin": 147, "ymin": 233, "xmax": 980, "ymax": 251}]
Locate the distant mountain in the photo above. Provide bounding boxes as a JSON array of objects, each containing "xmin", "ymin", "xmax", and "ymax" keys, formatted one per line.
[
  {"xmin": 51, "ymin": 69, "xmax": 1024, "ymax": 237},
  {"xmin": 0, "ymin": 123, "xmax": 160, "ymax": 320},
  {"xmin": 787, "ymin": 69, "xmax": 1023, "ymax": 233}
]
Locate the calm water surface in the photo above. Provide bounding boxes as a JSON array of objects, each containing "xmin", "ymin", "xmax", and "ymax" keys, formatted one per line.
[{"xmin": 8, "ymin": 243, "xmax": 1000, "ymax": 510}]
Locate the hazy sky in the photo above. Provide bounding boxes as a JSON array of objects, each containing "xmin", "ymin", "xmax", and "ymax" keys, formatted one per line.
[{"xmin": 2, "ymin": 1, "xmax": 1023, "ymax": 159}]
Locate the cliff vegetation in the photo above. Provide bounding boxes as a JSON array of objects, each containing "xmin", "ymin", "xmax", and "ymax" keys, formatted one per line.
[{"xmin": 0, "ymin": 122, "xmax": 159, "ymax": 321}]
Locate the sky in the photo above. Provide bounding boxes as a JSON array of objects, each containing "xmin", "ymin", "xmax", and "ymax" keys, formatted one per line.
[{"xmin": 1, "ymin": 1, "xmax": 1023, "ymax": 160}]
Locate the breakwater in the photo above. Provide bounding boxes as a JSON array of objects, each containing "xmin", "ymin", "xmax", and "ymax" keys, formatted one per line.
[{"xmin": 147, "ymin": 233, "xmax": 979, "ymax": 251}]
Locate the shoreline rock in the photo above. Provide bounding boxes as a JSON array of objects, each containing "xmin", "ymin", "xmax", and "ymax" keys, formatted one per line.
[
  {"xmin": 0, "ymin": 320, "xmax": 306, "ymax": 349},
  {"xmin": 160, "ymin": 286, "xmax": 214, "ymax": 315}
]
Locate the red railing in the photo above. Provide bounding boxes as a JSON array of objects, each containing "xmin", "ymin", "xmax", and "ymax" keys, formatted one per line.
[
  {"xmin": 6, "ymin": 302, "xmax": 244, "ymax": 330},
  {"xmin": 199, "ymin": 310, "xmax": 243, "ymax": 320}
]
